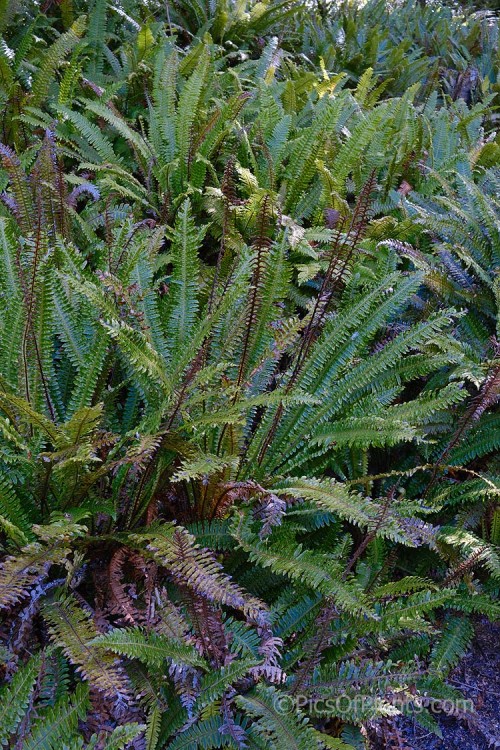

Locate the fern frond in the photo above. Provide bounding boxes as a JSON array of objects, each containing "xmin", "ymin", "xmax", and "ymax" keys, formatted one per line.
[
  {"xmin": 166, "ymin": 199, "xmax": 206, "ymax": 358},
  {"xmin": 91, "ymin": 627, "xmax": 206, "ymax": 669},
  {"xmin": 175, "ymin": 44, "xmax": 211, "ymax": 189},
  {"xmin": 0, "ymin": 654, "xmax": 41, "ymax": 746},
  {"xmin": 236, "ymin": 685, "xmax": 321, "ymax": 750},
  {"xmin": 131, "ymin": 525, "xmax": 267, "ymax": 620},
  {"xmin": 430, "ymin": 616, "xmax": 474, "ymax": 675},
  {"xmin": 22, "ymin": 683, "xmax": 89, "ymax": 750},
  {"xmin": 166, "ymin": 715, "xmax": 235, "ymax": 750},
  {"xmin": 232, "ymin": 511, "xmax": 373, "ymax": 617},
  {"xmin": 30, "ymin": 17, "xmax": 87, "ymax": 107},
  {"xmin": 195, "ymin": 658, "xmax": 259, "ymax": 709},
  {"xmin": 43, "ymin": 593, "xmax": 130, "ymax": 699},
  {"xmin": 90, "ymin": 723, "xmax": 146, "ymax": 750},
  {"xmin": 0, "ymin": 542, "xmax": 69, "ymax": 610}
]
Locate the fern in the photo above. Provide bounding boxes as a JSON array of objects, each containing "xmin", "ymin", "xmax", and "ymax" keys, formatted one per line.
[
  {"xmin": 131, "ymin": 525, "xmax": 266, "ymax": 620},
  {"xmin": 165, "ymin": 199, "xmax": 206, "ymax": 358},
  {"xmin": 0, "ymin": 2, "xmax": 498, "ymax": 746},
  {"xmin": 175, "ymin": 44, "xmax": 211, "ymax": 190},
  {"xmin": 90, "ymin": 627, "xmax": 206, "ymax": 669},
  {"xmin": 430, "ymin": 616, "xmax": 474, "ymax": 675},
  {"xmin": 0, "ymin": 654, "xmax": 41, "ymax": 746},
  {"xmin": 165, "ymin": 715, "xmax": 236, "ymax": 750},
  {"xmin": 21, "ymin": 683, "xmax": 90, "ymax": 750},
  {"xmin": 30, "ymin": 17, "xmax": 87, "ymax": 108},
  {"xmin": 43, "ymin": 593, "xmax": 130, "ymax": 699},
  {"xmin": 236, "ymin": 685, "xmax": 321, "ymax": 750}
]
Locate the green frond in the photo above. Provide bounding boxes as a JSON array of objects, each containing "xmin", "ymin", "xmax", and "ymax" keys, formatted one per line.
[
  {"xmin": 145, "ymin": 706, "xmax": 162, "ymax": 750},
  {"xmin": 187, "ymin": 520, "xmax": 233, "ymax": 551},
  {"xmin": 313, "ymin": 731, "xmax": 356, "ymax": 749},
  {"xmin": 270, "ymin": 478, "xmax": 376, "ymax": 527},
  {"xmin": 377, "ymin": 589, "xmax": 457, "ymax": 632},
  {"xmin": 0, "ymin": 391, "xmax": 59, "ymax": 441},
  {"xmin": 0, "ymin": 472, "xmax": 32, "ymax": 542},
  {"xmin": 236, "ymin": 685, "xmax": 321, "ymax": 750},
  {"xmin": 175, "ymin": 44, "xmax": 211, "ymax": 189},
  {"xmin": 85, "ymin": 0, "xmax": 108, "ymax": 83},
  {"xmin": 0, "ymin": 3, "xmax": 498, "ymax": 744},
  {"xmin": 195, "ymin": 658, "xmax": 259, "ymax": 709},
  {"xmin": 166, "ymin": 716, "xmax": 236, "ymax": 750},
  {"xmin": 58, "ymin": 105, "xmax": 118, "ymax": 163},
  {"xmin": 373, "ymin": 576, "xmax": 436, "ymax": 598},
  {"xmin": 232, "ymin": 511, "xmax": 373, "ymax": 616},
  {"xmin": 430, "ymin": 615, "xmax": 474, "ymax": 675},
  {"xmin": 0, "ymin": 654, "xmax": 41, "ymax": 746},
  {"xmin": 90, "ymin": 626, "xmax": 206, "ymax": 668},
  {"xmin": 284, "ymin": 95, "xmax": 357, "ymax": 214},
  {"xmin": 165, "ymin": 199, "xmax": 206, "ymax": 357},
  {"xmin": 83, "ymin": 99, "xmax": 152, "ymax": 163},
  {"xmin": 30, "ymin": 17, "xmax": 87, "ymax": 107},
  {"xmin": 21, "ymin": 683, "xmax": 89, "ymax": 750}
]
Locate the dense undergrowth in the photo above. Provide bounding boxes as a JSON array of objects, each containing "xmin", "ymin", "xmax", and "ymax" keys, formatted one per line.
[{"xmin": 0, "ymin": 1, "xmax": 499, "ymax": 748}]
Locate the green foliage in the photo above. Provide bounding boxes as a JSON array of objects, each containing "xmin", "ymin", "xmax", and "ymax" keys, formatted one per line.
[
  {"xmin": 0, "ymin": 654, "xmax": 42, "ymax": 746},
  {"xmin": 0, "ymin": 0, "xmax": 498, "ymax": 748},
  {"xmin": 21, "ymin": 683, "xmax": 90, "ymax": 750}
]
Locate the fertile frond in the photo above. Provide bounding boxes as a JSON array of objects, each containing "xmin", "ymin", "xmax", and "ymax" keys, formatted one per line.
[{"xmin": 0, "ymin": 2, "xmax": 498, "ymax": 746}]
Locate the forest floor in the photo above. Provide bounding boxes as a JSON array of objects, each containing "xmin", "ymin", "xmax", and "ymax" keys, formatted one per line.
[{"xmin": 375, "ymin": 618, "xmax": 500, "ymax": 749}]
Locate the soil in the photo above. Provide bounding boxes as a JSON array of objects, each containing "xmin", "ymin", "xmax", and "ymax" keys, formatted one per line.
[{"xmin": 373, "ymin": 618, "xmax": 500, "ymax": 749}]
